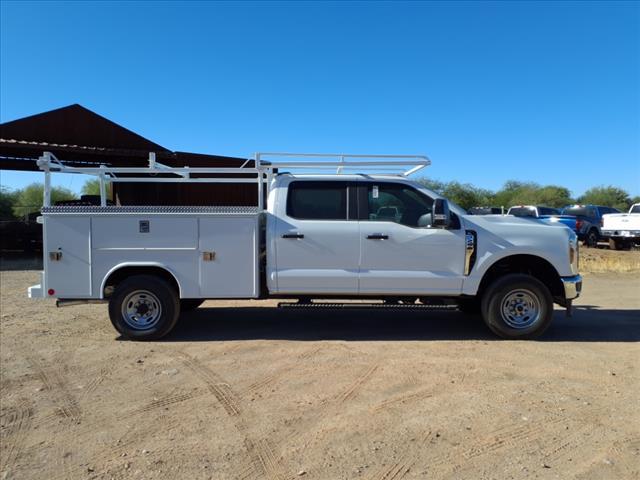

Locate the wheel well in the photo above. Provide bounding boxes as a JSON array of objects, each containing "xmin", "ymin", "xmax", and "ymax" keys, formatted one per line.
[
  {"xmin": 477, "ymin": 255, "xmax": 564, "ymax": 299},
  {"xmin": 103, "ymin": 266, "xmax": 180, "ymax": 297}
]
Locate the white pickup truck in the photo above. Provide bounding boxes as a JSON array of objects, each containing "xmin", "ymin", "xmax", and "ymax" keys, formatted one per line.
[
  {"xmin": 28, "ymin": 152, "xmax": 582, "ymax": 340},
  {"xmin": 602, "ymin": 203, "xmax": 640, "ymax": 250}
]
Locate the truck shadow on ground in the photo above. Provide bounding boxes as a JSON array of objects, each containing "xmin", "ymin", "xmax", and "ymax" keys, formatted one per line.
[{"xmin": 166, "ymin": 306, "xmax": 640, "ymax": 342}]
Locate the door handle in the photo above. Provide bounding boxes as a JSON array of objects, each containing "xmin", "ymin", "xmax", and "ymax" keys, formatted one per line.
[
  {"xmin": 282, "ymin": 233, "xmax": 304, "ymax": 239},
  {"xmin": 367, "ymin": 234, "xmax": 389, "ymax": 240}
]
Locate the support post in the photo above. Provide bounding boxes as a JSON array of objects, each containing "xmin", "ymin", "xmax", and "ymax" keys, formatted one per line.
[
  {"xmin": 99, "ymin": 165, "xmax": 107, "ymax": 207},
  {"xmin": 41, "ymin": 152, "xmax": 52, "ymax": 207},
  {"xmin": 256, "ymin": 153, "xmax": 264, "ymax": 211}
]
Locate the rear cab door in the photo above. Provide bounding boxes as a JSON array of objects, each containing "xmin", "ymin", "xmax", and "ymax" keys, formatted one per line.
[{"xmin": 270, "ymin": 179, "xmax": 360, "ymax": 294}]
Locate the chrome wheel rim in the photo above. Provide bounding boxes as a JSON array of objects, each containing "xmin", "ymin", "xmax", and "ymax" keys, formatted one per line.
[
  {"xmin": 121, "ymin": 290, "xmax": 162, "ymax": 330},
  {"xmin": 500, "ymin": 289, "xmax": 541, "ymax": 329}
]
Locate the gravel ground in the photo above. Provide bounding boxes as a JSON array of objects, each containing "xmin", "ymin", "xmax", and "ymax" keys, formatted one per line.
[{"xmin": 1, "ymin": 270, "xmax": 639, "ymax": 480}]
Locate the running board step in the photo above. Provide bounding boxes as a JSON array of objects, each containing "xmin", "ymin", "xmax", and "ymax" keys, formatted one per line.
[{"xmin": 277, "ymin": 302, "xmax": 456, "ymax": 310}]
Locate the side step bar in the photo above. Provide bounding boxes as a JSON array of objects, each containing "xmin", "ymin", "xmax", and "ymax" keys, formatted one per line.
[{"xmin": 278, "ymin": 302, "xmax": 456, "ymax": 310}]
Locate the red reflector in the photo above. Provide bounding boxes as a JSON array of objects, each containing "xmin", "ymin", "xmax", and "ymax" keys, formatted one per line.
[{"xmin": 47, "ymin": 289, "xmax": 55, "ymax": 296}]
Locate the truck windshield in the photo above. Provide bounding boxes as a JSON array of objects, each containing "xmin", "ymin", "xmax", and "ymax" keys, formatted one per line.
[
  {"xmin": 631, "ymin": 205, "xmax": 640, "ymax": 214},
  {"xmin": 508, "ymin": 207, "xmax": 537, "ymax": 217}
]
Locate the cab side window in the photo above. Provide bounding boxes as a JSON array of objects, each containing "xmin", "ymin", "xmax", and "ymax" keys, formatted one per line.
[
  {"xmin": 365, "ymin": 183, "xmax": 434, "ymax": 227},
  {"xmin": 287, "ymin": 182, "xmax": 348, "ymax": 220}
]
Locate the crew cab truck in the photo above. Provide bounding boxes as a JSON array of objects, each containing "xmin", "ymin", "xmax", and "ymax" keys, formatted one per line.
[
  {"xmin": 602, "ymin": 203, "xmax": 640, "ymax": 250},
  {"xmin": 28, "ymin": 152, "xmax": 582, "ymax": 340},
  {"xmin": 561, "ymin": 204, "xmax": 621, "ymax": 247}
]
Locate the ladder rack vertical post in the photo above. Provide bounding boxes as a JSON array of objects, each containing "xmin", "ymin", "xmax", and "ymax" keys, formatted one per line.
[
  {"xmin": 99, "ymin": 165, "xmax": 107, "ymax": 207},
  {"xmin": 42, "ymin": 152, "xmax": 52, "ymax": 207},
  {"xmin": 256, "ymin": 153, "xmax": 263, "ymax": 211}
]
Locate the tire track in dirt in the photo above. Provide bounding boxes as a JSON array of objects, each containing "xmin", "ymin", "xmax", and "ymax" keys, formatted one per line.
[
  {"xmin": 276, "ymin": 362, "xmax": 383, "ymax": 457},
  {"xmin": 540, "ymin": 423, "xmax": 601, "ymax": 466},
  {"xmin": 370, "ymin": 389, "xmax": 433, "ymax": 413},
  {"xmin": 367, "ymin": 431, "xmax": 432, "ymax": 480},
  {"xmin": 433, "ymin": 406, "xmax": 607, "ymax": 477},
  {"xmin": 461, "ymin": 414, "xmax": 567, "ymax": 461},
  {"xmin": 79, "ymin": 366, "xmax": 112, "ymax": 401},
  {"xmin": 179, "ymin": 353, "xmax": 288, "ymax": 480},
  {"xmin": 241, "ymin": 346, "xmax": 323, "ymax": 396},
  {"xmin": 181, "ymin": 355, "xmax": 241, "ymax": 417},
  {"xmin": 339, "ymin": 364, "xmax": 379, "ymax": 403},
  {"xmin": 27, "ymin": 357, "xmax": 81, "ymax": 423},
  {"xmin": 0, "ymin": 400, "xmax": 33, "ymax": 475},
  {"xmin": 135, "ymin": 389, "xmax": 205, "ymax": 414}
]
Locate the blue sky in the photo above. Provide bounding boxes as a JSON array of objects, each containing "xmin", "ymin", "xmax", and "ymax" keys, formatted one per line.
[{"xmin": 1, "ymin": 1, "xmax": 639, "ymax": 196}]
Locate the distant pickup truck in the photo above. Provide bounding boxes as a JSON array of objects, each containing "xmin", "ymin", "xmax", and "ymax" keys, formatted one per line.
[
  {"xmin": 506, "ymin": 206, "xmax": 578, "ymax": 233},
  {"xmin": 561, "ymin": 205, "xmax": 622, "ymax": 247},
  {"xmin": 601, "ymin": 203, "xmax": 640, "ymax": 250}
]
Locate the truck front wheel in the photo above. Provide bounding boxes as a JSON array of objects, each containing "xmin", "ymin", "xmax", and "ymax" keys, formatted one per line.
[
  {"xmin": 481, "ymin": 274, "xmax": 554, "ymax": 339},
  {"xmin": 108, "ymin": 275, "xmax": 180, "ymax": 340}
]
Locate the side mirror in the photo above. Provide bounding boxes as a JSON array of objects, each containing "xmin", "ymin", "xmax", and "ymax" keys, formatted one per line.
[{"xmin": 432, "ymin": 198, "xmax": 451, "ymax": 228}]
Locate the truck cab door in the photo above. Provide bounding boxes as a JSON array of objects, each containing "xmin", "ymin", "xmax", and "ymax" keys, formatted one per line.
[
  {"xmin": 358, "ymin": 182, "xmax": 465, "ymax": 295},
  {"xmin": 272, "ymin": 181, "xmax": 360, "ymax": 294}
]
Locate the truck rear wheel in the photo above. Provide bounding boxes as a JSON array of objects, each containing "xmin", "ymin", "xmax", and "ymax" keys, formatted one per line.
[
  {"xmin": 481, "ymin": 274, "xmax": 553, "ymax": 339},
  {"xmin": 108, "ymin": 275, "xmax": 180, "ymax": 340},
  {"xmin": 584, "ymin": 229, "xmax": 598, "ymax": 248},
  {"xmin": 609, "ymin": 238, "xmax": 631, "ymax": 251}
]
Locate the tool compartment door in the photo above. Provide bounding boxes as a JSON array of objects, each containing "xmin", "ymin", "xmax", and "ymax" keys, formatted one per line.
[
  {"xmin": 198, "ymin": 216, "xmax": 259, "ymax": 298},
  {"xmin": 45, "ymin": 216, "xmax": 92, "ymax": 297}
]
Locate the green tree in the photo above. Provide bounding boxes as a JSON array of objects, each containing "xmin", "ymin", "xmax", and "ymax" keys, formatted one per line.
[
  {"xmin": 441, "ymin": 182, "xmax": 494, "ymax": 211},
  {"xmin": 12, "ymin": 183, "xmax": 77, "ymax": 218},
  {"xmin": 577, "ymin": 186, "xmax": 631, "ymax": 211},
  {"xmin": 417, "ymin": 179, "xmax": 494, "ymax": 210},
  {"xmin": 0, "ymin": 186, "xmax": 19, "ymax": 219},
  {"xmin": 493, "ymin": 181, "xmax": 539, "ymax": 208},
  {"xmin": 81, "ymin": 178, "xmax": 112, "ymax": 200},
  {"xmin": 416, "ymin": 178, "xmax": 446, "ymax": 195},
  {"xmin": 535, "ymin": 185, "xmax": 573, "ymax": 208}
]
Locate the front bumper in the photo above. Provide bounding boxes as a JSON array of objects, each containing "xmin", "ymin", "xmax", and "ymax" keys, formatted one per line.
[{"xmin": 561, "ymin": 275, "xmax": 582, "ymax": 300}]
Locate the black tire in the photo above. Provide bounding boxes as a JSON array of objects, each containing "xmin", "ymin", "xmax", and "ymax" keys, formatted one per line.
[
  {"xmin": 457, "ymin": 298, "xmax": 481, "ymax": 315},
  {"xmin": 608, "ymin": 238, "xmax": 631, "ymax": 251},
  {"xmin": 108, "ymin": 275, "xmax": 180, "ymax": 340},
  {"xmin": 480, "ymin": 274, "xmax": 554, "ymax": 339},
  {"xmin": 180, "ymin": 299, "xmax": 205, "ymax": 311},
  {"xmin": 584, "ymin": 229, "xmax": 599, "ymax": 248}
]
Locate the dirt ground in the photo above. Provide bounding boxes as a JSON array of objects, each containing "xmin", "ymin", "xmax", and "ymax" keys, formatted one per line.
[{"xmin": 1, "ymin": 270, "xmax": 639, "ymax": 480}]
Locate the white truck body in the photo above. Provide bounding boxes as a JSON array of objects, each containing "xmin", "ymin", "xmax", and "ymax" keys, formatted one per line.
[
  {"xmin": 30, "ymin": 207, "xmax": 261, "ymax": 300},
  {"xmin": 601, "ymin": 204, "xmax": 640, "ymax": 247},
  {"xmin": 28, "ymin": 152, "xmax": 582, "ymax": 340}
]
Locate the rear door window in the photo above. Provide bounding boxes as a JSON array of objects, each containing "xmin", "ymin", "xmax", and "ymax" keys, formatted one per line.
[{"xmin": 287, "ymin": 182, "xmax": 348, "ymax": 220}]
